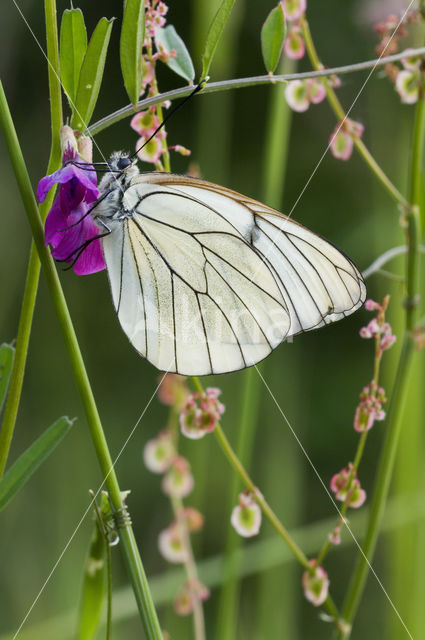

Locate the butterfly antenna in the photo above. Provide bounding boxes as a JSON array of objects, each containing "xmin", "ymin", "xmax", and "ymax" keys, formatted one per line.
[{"xmin": 130, "ymin": 78, "xmax": 208, "ymax": 161}]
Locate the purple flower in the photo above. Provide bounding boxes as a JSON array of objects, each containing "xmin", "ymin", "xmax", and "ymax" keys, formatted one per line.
[{"xmin": 37, "ymin": 136, "xmax": 106, "ymax": 275}]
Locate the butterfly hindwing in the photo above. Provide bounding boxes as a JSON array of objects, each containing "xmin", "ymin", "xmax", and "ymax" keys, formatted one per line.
[{"xmin": 100, "ymin": 172, "xmax": 365, "ymax": 375}]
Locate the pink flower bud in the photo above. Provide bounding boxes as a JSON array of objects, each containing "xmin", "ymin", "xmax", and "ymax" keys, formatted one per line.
[
  {"xmin": 143, "ymin": 430, "xmax": 175, "ymax": 473},
  {"xmin": 77, "ymin": 135, "xmax": 93, "ymax": 163},
  {"xmin": 230, "ymin": 491, "xmax": 262, "ymax": 537},
  {"xmin": 284, "ymin": 27, "xmax": 305, "ymax": 60},
  {"xmin": 158, "ymin": 525, "xmax": 188, "ymax": 563},
  {"xmin": 157, "ymin": 373, "xmax": 189, "ymax": 409},
  {"xmin": 174, "ymin": 579, "xmax": 210, "ymax": 616},
  {"xmin": 131, "ymin": 109, "xmax": 160, "ymax": 136},
  {"xmin": 169, "ymin": 144, "xmax": 191, "ymax": 156},
  {"xmin": 366, "ymin": 318, "xmax": 380, "ymax": 335},
  {"xmin": 141, "ymin": 61, "xmax": 155, "ymax": 89},
  {"xmin": 364, "ymin": 299, "xmax": 380, "ymax": 311},
  {"xmin": 307, "ymin": 79, "xmax": 326, "ymax": 104},
  {"xmin": 395, "ymin": 70, "xmax": 420, "ymax": 104},
  {"xmin": 401, "ymin": 49, "xmax": 422, "ymax": 70},
  {"xmin": 359, "ymin": 327, "xmax": 372, "ymax": 338},
  {"xmin": 282, "ymin": 0, "xmax": 307, "ymax": 21},
  {"xmin": 330, "ymin": 118, "xmax": 364, "ymax": 161},
  {"xmin": 380, "ymin": 332, "xmax": 396, "ymax": 351},
  {"xmin": 136, "ymin": 134, "xmax": 163, "ymax": 164},
  {"xmin": 346, "ymin": 482, "xmax": 366, "ymax": 508},
  {"xmin": 302, "ymin": 561, "xmax": 329, "ymax": 606},
  {"xmin": 285, "ymin": 80, "xmax": 310, "ymax": 112},
  {"xmin": 162, "ymin": 456, "xmax": 194, "ymax": 498},
  {"xmin": 182, "ymin": 507, "xmax": 204, "ymax": 532},
  {"xmin": 179, "ymin": 388, "xmax": 225, "ymax": 439},
  {"xmin": 330, "ymin": 465, "xmax": 366, "ymax": 509},
  {"xmin": 354, "ymin": 403, "xmax": 375, "ymax": 432},
  {"xmin": 328, "ymin": 523, "xmax": 342, "ymax": 545},
  {"xmin": 60, "ymin": 125, "xmax": 78, "ymax": 157},
  {"xmin": 330, "ymin": 127, "xmax": 354, "ymax": 161}
]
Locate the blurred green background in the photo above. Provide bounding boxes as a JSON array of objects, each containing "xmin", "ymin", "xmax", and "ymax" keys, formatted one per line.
[{"xmin": 1, "ymin": 1, "xmax": 423, "ymax": 639}]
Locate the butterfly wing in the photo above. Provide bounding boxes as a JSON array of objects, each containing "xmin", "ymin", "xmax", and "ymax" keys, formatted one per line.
[{"xmin": 101, "ymin": 173, "xmax": 365, "ymax": 375}]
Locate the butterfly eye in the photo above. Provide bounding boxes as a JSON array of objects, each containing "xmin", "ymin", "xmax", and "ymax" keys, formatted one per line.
[{"xmin": 117, "ymin": 156, "xmax": 132, "ymax": 170}]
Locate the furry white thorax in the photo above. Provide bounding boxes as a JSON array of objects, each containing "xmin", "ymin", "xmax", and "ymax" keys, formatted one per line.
[{"xmin": 94, "ymin": 151, "xmax": 141, "ymax": 222}]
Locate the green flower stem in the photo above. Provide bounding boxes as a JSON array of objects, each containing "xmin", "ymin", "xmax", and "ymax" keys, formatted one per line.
[
  {"xmin": 0, "ymin": 245, "xmax": 41, "ymax": 480},
  {"xmin": 88, "ymin": 46, "xmax": 425, "ymax": 137},
  {"xmin": 191, "ymin": 376, "xmax": 340, "ymax": 623},
  {"xmin": 167, "ymin": 408, "xmax": 206, "ymax": 640},
  {"xmin": 215, "ymin": 366, "xmax": 264, "ymax": 640},
  {"xmin": 0, "ymin": 0, "xmax": 64, "ymax": 481},
  {"xmin": 336, "ymin": 81, "xmax": 425, "ymax": 640},
  {"xmin": 171, "ymin": 494, "xmax": 206, "ymax": 640},
  {"xmin": 0, "ymin": 82, "xmax": 162, "ymax": 640},
  {"xmin": 315, "ymin": 330, "xmax": 383, "ymax": 568},
  {"xmin": 300, "ymin": 17, "xmax": 408, "ymax": 210}
]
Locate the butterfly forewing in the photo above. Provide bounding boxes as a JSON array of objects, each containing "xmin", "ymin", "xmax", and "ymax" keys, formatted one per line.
[{"xmin": 100, "ymin": 171, "xmax": 365, "ymax": 375}]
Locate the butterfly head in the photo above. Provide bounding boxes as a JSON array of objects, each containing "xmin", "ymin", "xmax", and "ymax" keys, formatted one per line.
[
  {"xmin": 97, "ymin": 151, "xmax": 140, "ymax": 195},
  {"xmin": 107, "ymin": 151, "xmax": 139, "ymax": 178}
]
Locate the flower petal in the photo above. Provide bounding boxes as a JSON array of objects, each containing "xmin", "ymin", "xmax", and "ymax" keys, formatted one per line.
[{"xmin": 37, "ymin": 163, "xmax": 98, "ymax": 203}]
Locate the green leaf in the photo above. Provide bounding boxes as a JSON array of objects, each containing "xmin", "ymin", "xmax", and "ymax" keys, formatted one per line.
[
  {"xmin": 0, "ymin": 416, "xmax": 74, "ymax": 510},
  {"xmin": 201, "ymin": 0, "xmax": 235, "ymax": 80},
  {"xmin": 261, "ymin": 4, "xmax": 286, "ymax": 73},
  {"xmin": 0, "ymin": 343, "xmax": 15, "ymax": 415},
  {"xmin": 77, "ymin": 520, "xmax": 107, "ymax": 640},
  {"xmin": 71, "ymin": 17, "xmax": 114, "ymax": 131},
  {"xmin": 120, "ymin": 0, "xmax": 145, "ymax": 106},
  {"xmin": 155, "ymin": 25, "xmax": 195, "ymax": 82},
  {"xmin": 60, "ymin": 8, "xmax": 87, "ymax": 106}
]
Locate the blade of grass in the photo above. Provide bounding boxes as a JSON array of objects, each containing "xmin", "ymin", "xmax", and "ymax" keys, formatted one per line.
[
  {"xmin": 0, "ymin": 416, "xmax": 74, "ymax": 511},
  {"xmin": 0, "ymin": 344, "xmax": 15, "ymax": 415}
]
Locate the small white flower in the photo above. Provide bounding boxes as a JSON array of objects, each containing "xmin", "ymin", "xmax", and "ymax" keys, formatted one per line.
[{"xmin": 230, "ymin": 492, "xmax": 262, "ymax": 537}]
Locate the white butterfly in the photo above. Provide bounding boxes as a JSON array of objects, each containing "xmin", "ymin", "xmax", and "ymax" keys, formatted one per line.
[{"xmin": 93, "ymin": 151, "xmax": 366, "ymax": 376}]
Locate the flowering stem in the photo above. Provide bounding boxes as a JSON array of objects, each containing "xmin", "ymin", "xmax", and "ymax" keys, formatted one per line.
[
  {"xmin": 300, "ymin": 17, "xmax": 408, "ymax": 209},
  {"xmin": 190, "ymin": 379, "xmax": 303, "ymax": 563},
  {"xmin": 336, "ymin": 78, "xmax": 425, "ymax": 640},
  {"xmin": 215, "ymin": 366, "xmax": 264, "ymax": 640},
  {"xmin": 316, "ymin": 301, "xmax": 387, "ymax": 570},
  {"xmin": 0, "ymin": 0, "xmax": 63, "ymax": 481},
  {"xmin": 171, "ymin": 495, "xmax": 206, "ymax": 640},
  {"xmin": 146, "ymin": 43, "xmax": 171, "ymax": 172},
  {"xmin": 0, "ymin": 82, "xmax": 162, "ymax": 640},
  {"xmin": 88, "ymin": 46, "xmax": 425, "ymax": 138},
  {"xmin": 190, "ymin": 376, "xmax": 340, "ymax": 622},
  {"xmin": 167, "ymin": 409, "xmax": 206, "ymax": 640}
]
